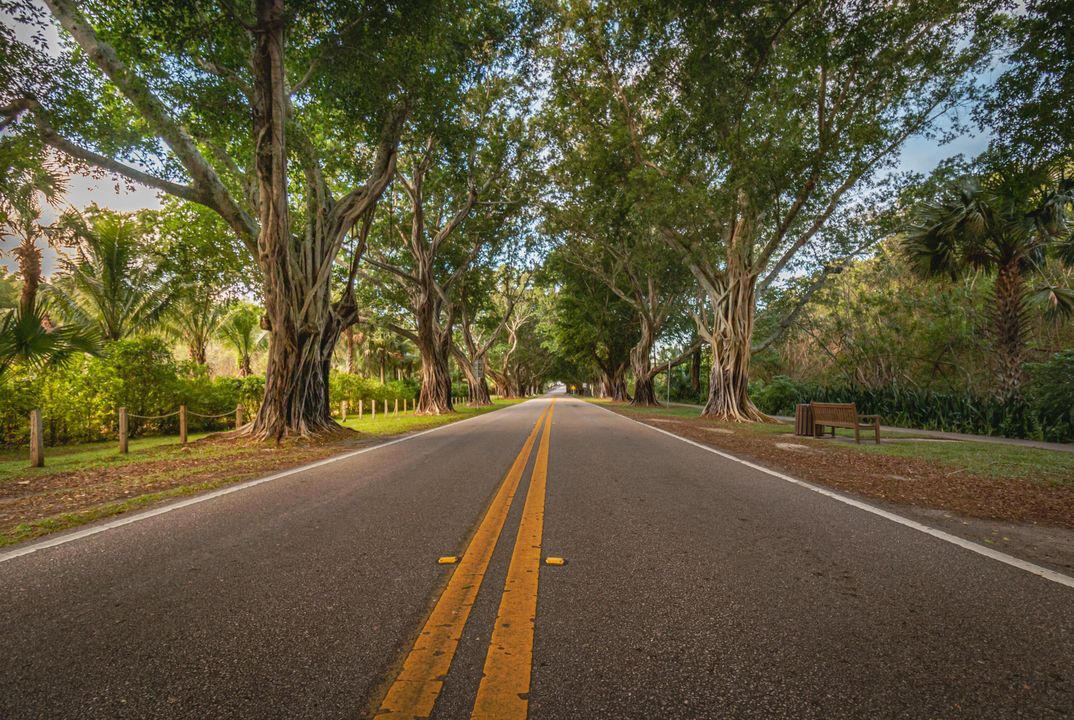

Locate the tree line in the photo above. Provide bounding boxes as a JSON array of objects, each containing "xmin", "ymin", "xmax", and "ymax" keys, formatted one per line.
[{"xmin": 2, "ymin": 0, "xmax": 1072, "ymax": 441}]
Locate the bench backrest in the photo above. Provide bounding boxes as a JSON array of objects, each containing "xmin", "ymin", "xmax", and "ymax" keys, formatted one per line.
[{"xmin": 811, "ymin": 402, "xmax": 859, "ymax": 424}]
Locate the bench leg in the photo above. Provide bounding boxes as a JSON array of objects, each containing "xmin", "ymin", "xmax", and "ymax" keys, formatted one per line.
[{"xmin": 855, "ymin": 427, "xmax": 860, "ymax": 444}]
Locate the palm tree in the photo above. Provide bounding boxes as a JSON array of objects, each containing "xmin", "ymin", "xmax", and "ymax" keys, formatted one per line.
[
  {"xmin": 47, "ymin": 209, "xmax": 172, "ymax": 341},
  {"xmin": 363, "ymin": 328, "xmax": 407, "ymax": 383},
  {"xmin": 0, "ymin": 146, "xmax": 99, "ymax": 375},
  {"xmin": 0, "ymin": 303, "xmax": 100, "ymax": 378},
  {"xmin": 162, "ymin": 292, "xmax": 228, "ymax": 364},
  {"xmin": 904, "ymin": 169, "xmax": 1074, "ymax": 400},
  {"xmin": 217, "ymin": 303, "xmax": 268, "ymax": 376}
]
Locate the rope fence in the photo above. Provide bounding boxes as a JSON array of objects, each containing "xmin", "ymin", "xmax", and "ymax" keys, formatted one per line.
[
  {"xmin": 126, "ymin": 411, "xmax": 181, "ymax": 420},
  {"xmin": 23, "ymin": 397, "xmax": 416, "ymax": 468}
]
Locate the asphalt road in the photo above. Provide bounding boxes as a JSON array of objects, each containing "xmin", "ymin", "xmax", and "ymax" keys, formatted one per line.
[{"xmin": 1, "ymin": 395, "xmax": 1071, "ymax": 719}]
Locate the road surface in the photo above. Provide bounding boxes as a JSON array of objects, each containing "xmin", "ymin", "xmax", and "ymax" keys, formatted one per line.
[{"xmin": 1, "ymin": 396, "xmax": 1071, "ymax": 719}]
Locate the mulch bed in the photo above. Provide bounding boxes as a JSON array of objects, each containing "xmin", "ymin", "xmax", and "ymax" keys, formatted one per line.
[
  {"xmin": 609, "ymin": 409, "xmax": 1074, "ymax": 530},
  {"xmin": 0, "ymin": 435, "xmax": 355, "ymax": 536}
]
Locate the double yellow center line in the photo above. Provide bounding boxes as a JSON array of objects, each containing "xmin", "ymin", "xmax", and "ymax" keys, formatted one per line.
[{"xmin": 377, "ymin": 401, "xmax": 555, "ymax": 720}]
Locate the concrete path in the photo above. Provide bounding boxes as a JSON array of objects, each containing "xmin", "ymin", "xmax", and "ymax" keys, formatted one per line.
[{"xmin": 1, "ymin": 396, "xmax": 1071, "ymax": 718}]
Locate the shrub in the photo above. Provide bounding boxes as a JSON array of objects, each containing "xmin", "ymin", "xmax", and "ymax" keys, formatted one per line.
[
  {"xmin": 328, "ymin": 371, "xmax": 418, "ymax": 412},
  {"xmin": 1027, "ymin": 350, "xmax": 1074, "ymax": 442},
  {"xmin": 0, "ymin": 337, "xmax": 266, "ymax": 446},
  {"xmin": 748, "ymin": 376, "xmax": 1071, "ymax": 442}
]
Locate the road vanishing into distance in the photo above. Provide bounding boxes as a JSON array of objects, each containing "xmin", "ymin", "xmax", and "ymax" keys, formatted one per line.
[{"xmin": 2, "ymin": 394, "xmax": 1072, "ymax": 719}]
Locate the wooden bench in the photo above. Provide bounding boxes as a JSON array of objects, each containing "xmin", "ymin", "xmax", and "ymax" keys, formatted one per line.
[{"xmin": 810, "ymin": 402, "xmax": 881, "ymax": 444}]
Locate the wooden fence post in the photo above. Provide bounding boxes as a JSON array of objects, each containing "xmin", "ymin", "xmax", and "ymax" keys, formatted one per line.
[
  {"xmin": 383, "ymin": 399, "xmax": 388, "ymax": 415},
  {"xmin": 359, "ymin": 400, "xmax": 364, "ymax": 420},
  {"xmin": 372, "ymin": 399, "xmax": 376, "ymax": 419},
  {"xmin": 235, "ymin": 404, "xmax": 244, "ymax": 430},
  {"xmin": 118, "ymin": 407, "xmax": 128, "ymax": 454},
  {"xmin": 29, "ymin": 409, "xmax": 44, "ymax": 468},
  {"xmin": 341, "ymin": 400, "xmax": 348, "ymax": 422},
  {"xmin": 394, "ymin": 398, "xmax": 399, "ymax": 415},
  {"xmin": 179, "ymin": 405, "xmax": 188, "ymax": 445}
]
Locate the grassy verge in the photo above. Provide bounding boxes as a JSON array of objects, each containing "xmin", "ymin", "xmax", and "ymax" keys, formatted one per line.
[
  {"xmin": 591, "ymin": 398, "xmax": 1074, "ymax": 485},
  {"xmin": 0, "ymin": 397, "xmax": 523, "ymax": 548},
  {"xmin": 337, "ymin": 397, "xmax": 526, "ymax": 435}
]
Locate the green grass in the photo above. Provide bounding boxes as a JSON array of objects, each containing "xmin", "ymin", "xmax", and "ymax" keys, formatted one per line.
[
  {"xmin": 338, "ymin": 397, "xmax": 527, "ymax": 435},
  {"xmin": 0, "ymin": 432, "xmax": 213, "ymax": 483},
  {"xmin": 851, "ymin": 440, "xmax": 1074, "ymax": 486}
]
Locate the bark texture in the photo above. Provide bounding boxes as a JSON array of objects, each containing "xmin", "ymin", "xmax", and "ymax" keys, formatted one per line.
[
  {"xmin": 414, "ymin": 294, "xmax": 455, "ymax": 414},
  {"xmin": 990, "ymin": 262, "xmax": 1027, "ymax": 402},
  {"xmin": 629, "ymin": 320, "xmax": 659, "ymax": 406},
  {"xmin": 701, "ymin": 268, "xmax": 768, "ymax": 421}
]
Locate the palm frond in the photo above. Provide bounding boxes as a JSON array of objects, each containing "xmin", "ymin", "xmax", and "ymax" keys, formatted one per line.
[
  {"xmin": 0, "ymin": 303, "xmax": 101, "ymax": 377},
  {"xmin": 1028, "ymin": 285, "xmax": 1074, "ymax": 321}
]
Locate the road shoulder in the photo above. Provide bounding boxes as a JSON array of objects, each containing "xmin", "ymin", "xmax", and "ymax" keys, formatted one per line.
[{"xmin": 594, "ymin": 400, "xmax": 1074, "ymax": 578}]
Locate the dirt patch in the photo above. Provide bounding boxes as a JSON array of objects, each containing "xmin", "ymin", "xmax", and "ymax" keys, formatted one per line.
[
  {"xmin": 0, "ymin": 434, "xmax": 363, "ymax": 541},
  {"xmin": 609, "ymin": 411, "xmax": 1074, "ymax": 531}
]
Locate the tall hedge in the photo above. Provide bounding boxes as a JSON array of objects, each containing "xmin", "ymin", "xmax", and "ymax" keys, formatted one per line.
[{"xmin": 751, "ymin": 354, "xmax": 1074, "ymax": 443}]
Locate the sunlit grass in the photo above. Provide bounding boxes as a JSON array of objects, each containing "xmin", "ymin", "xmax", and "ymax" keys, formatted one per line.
[
  {"xmin": 338, "ymin": 397, "xmax": 527, "ymax": 435},
  {"xmin": 0, "ymin": 433, "xmax": 212, "ymax": 483}
]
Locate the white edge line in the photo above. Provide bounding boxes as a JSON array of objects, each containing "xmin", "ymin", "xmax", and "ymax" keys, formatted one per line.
[
  {"xmin": 584, "ymin": 400, "xmax": 1074, "ymax": 591},
  {"xmin": 0, "ymin": 399, "xmax": 543, "ymax": 565}
]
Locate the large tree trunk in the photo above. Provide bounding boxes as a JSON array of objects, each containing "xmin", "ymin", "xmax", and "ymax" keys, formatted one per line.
[
  {"xmin": 629, "ymin": 319, "xmax": 660, "ymax": 407},
  {"xmin": 415, "ymin": 299, "xmax": 454, "ymax": 414},
  {"xmin": 257, "ymin": 305, "xmax": 336, "ymax": 438},
  {"xmin": 472, "ymin": 376, "xmax": 492, "ymax": 404},
  {"xmin": 701, "ymin": 270, "xmax": 768, "ymax": 422},
  {"xmin": 689, "ymin": 343, "xmax": 702, "ymax": 395},
  {"xmin": 607, "ymin": 362, "xmax": 631, "ymax": 402},
  {"xmin": 248, "ymin": 0, "xmax": 337, "ymax": 440},
  {"xmin": 458, "ymin": 356, "xmax": 493, "ymax": 405},
  {"xmin": 991, "ymin": 261, "xmax": 1027, "ymax": 402}
]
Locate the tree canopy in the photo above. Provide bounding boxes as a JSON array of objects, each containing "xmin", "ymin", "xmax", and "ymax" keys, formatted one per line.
[{"xmin": 2, "ymin": 0, "xmax": 1070, "ymax": 441}]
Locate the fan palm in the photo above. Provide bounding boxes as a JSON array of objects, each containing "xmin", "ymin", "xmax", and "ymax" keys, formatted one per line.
[
  {"xmin": 162, "ymin": 292, "xmax": 228, "ymax": 364},
  {"xmin": 217, "ymin": 303, "xmax": 268, "ymax": 376},
  {"xmin": 363, "ymin": 328, "xmax": 407, "ymax": 383},
  {"xmin": 47, "ymin": 210, "xmax": 172, "ymax": 341},
  {"xmin": 904, "ymin": 170, "xmax": 1074, "ymax": 401},
  {"xmin": 0, "ymin": 302, "xmax": 100, "ymax": 377},
  {"xmin": 0, "ymin": 148, "xmax": 98, "ymax": 375}
]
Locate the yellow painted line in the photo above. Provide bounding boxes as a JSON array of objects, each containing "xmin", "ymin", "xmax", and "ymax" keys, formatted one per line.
[
  {"xmin": 375, "ymin": 403, "xmax": 551, "ymax": 719},
  {"xmin": 471, "ymin": 400, "xmax": 555, "ymax": 720}
]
